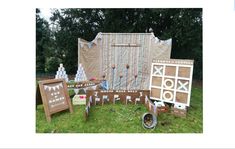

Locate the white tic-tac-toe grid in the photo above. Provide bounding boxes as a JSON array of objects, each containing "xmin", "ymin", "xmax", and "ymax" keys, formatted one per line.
[{"xmin": 149, "ymin": 59, "xmax": 194, "ymax": 106}]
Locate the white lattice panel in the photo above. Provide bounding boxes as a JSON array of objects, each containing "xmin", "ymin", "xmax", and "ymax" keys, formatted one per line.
[{"xmin": 149, "ymin": 59, "xmax": 194, "ymax": 106}]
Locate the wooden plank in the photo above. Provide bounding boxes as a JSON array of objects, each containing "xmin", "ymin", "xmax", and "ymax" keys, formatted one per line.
[{"xmin": 36, "ymin": 84, "xmax": 42, "ymax": 109}]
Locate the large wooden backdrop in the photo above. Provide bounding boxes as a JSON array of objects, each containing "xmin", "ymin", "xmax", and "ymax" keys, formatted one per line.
[{"xmin": 78, "ymin": 32, "xmax": 172, "ymax": 90}]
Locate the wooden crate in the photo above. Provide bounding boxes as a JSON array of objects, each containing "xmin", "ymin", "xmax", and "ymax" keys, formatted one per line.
[
  {"xmin": 157, "ymin": 105, "xmax": 170, "ymax": 114},
  {"xmin": 171, "ymin": 107, "xmax": 187, "ymax": 118}
]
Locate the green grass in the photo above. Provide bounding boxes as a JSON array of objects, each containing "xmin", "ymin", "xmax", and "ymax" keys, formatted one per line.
[{"xmin": 36, "ymin": 86, "xmax": 202, "ymax": 133}]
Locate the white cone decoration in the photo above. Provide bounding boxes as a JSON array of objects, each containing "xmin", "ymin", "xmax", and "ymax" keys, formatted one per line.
[
  {"xmin": 55, "ymin": 63, "xmax": 69, "ymax": 82},
  {"xmin": 74, "ymin": 63, "xmax": 87, "ymax": 82}
]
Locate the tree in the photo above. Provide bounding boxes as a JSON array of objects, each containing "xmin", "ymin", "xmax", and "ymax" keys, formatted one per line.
[
  {"xmin": 36, "ymin": 8, "xmax": 51, "ymax": 73},
  {"xmin": 41, "ymin": 8, "xmax": 202, "ymax": 80}
]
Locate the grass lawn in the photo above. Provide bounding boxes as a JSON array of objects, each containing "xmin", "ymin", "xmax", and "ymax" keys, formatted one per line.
[{"xmin": 36, "ymin": 86, "xmax": 202, "ymax": 133}]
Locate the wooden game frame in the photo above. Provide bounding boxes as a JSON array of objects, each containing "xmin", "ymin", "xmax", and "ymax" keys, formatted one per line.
[
  {"xmin": 84, "ymin": 90, "xmax": 157, "ymax": 120},
  {"xmin": 38, "ymin": 79, "xmax": 73, "ymax": 122},
  {"xmin": 86, "ymin": 90, "xmax": 150, "ymax": 106},
  {"xmin": 149, "ymin": 59, "xmax": 194, "ymax": 106}
]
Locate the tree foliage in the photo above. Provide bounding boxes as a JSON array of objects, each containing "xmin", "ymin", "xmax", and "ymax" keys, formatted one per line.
[
  {"xmin": 36, "ymin": 8, "xmax": 51, "ymax": 73},
  {"xmin": 36, "ymin": 8, "xmax": 202, "ymax": 80}
]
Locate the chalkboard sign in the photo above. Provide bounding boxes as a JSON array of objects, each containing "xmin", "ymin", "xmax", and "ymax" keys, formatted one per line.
[{"xmin": 39, "ymin": 79, "xmax": 73, "ymax": 122}]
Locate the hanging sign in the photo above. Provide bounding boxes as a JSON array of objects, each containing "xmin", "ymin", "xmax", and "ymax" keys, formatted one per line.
[{"xmin": 39, "ymin": 79, "xmax": 73, "ymax": 122}]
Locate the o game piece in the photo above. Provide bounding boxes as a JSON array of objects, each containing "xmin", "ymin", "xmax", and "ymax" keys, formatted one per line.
[
  {"xmin": 164, "ymin": 79, "xmax": 174, "ymax": 89},
  {"xmin": 174, "ymin": 103, "xmax": 186, "ymax": 110},
  {"xmin": 163, "ymin": 91, "xmax": 173, "ymax": 101}
]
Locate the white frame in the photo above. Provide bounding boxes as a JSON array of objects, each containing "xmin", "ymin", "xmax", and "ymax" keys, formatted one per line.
[{"xmin": 149, "ymin": 60, "xmax": 194, "ymax": 106}]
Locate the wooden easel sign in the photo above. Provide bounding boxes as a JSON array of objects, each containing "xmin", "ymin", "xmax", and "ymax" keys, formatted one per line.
[{"xmin": 39, "ymin": 79, "xmax": 73, "ymax": 122}]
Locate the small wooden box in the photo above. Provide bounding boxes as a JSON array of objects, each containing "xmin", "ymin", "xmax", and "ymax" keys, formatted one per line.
[
  {"xmin": 171, "ymin": 107, "xmax": 187, "ymax": 117},
  {"xmin": 157, "ymin": 106, "xmax": 169, "ymax": 114}
]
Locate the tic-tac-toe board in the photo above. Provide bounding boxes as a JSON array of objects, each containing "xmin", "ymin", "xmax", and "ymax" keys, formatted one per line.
[{"xmin": 149, "ymin": 59, "xmax": 194, "ymax": 106}]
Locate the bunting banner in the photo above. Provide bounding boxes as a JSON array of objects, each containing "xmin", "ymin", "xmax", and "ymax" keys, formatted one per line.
[
  {"xmin": 74, "ymin": 88, "xmax": 79, "ymax": 95},
  {"xmin": 44, "ymin": 83, "xmax": 63, "ymax": 91}
]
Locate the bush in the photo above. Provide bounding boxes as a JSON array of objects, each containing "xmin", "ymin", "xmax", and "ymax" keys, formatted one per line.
[{"xmin": 45, "ymin": 57, "xmax": 62, "ymax": 73}]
